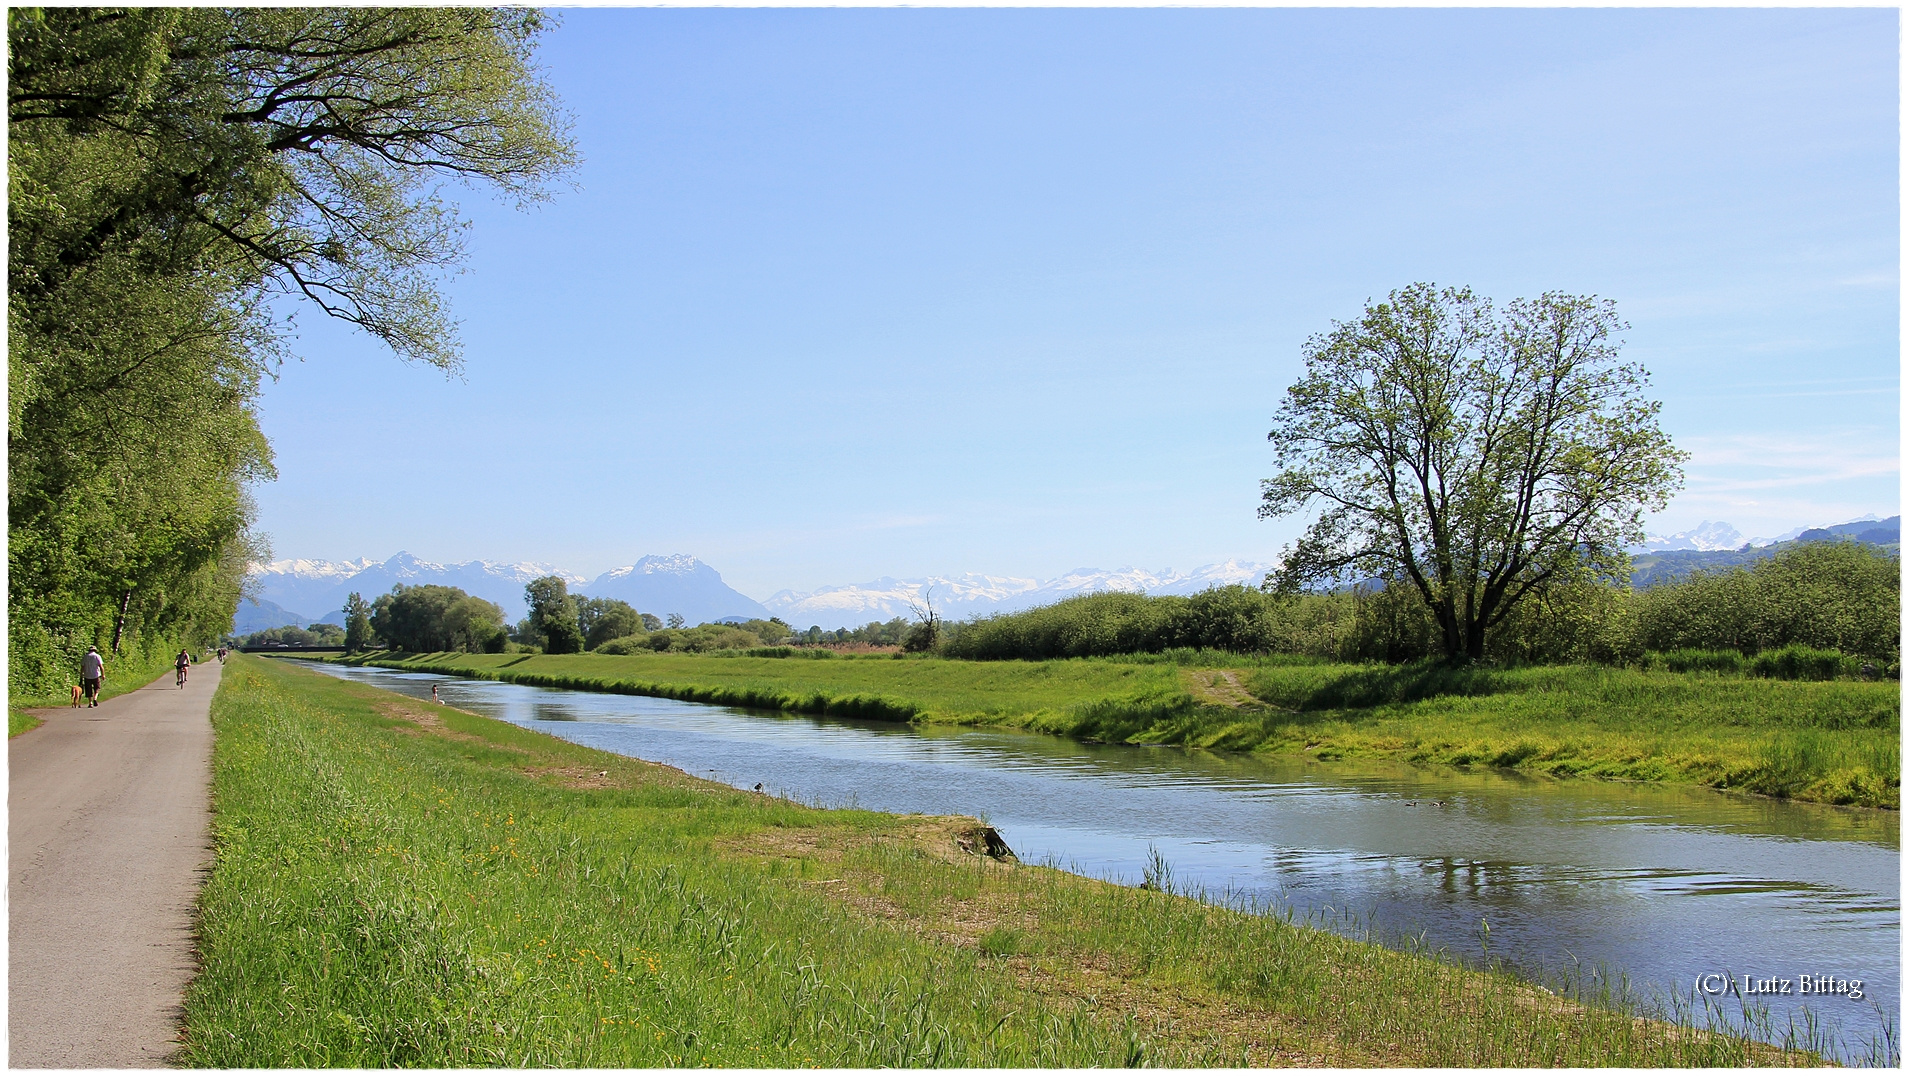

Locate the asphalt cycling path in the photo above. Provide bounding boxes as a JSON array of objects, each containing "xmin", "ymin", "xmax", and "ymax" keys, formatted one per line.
[{"xmin": 10, "ymin": 660, "xmax": 219, "ymax": 1067}]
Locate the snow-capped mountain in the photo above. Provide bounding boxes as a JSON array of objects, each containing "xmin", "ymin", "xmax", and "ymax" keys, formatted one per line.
[
  {"xmin": 579, "ymin": 555, "xmax": 770, "ymax": 624},
  {"xmin": 1635, "ymin": 521, "xmax": 1758, "ymax": 553},
  {"xmin": 763, "ymin": 573, "xmax": 1042, "ymax": 626},
  {"xmin": 765, "ymin": 559, "xmax": 1274, "ymax": 629},
  {"xmin": 252, "ymin": 551, "xmax": 1279, "ymax": 632},
  {"xmin": 1637, "ymin": 514, "xmax": 1900, "ymax": 553},
  {"xmin": 251, "ymin": 552, "xmax": 584, "ymax": 622}
]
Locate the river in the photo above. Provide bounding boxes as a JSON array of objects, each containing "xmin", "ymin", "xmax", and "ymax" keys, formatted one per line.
[{"xmin": 302, "ymin": 661, "xmax": 1899, "ymax": 1061}]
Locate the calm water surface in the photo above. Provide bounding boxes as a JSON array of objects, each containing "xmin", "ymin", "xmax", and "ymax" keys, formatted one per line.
[{"xmin": 305, "ymin": 662, "xmax": 1899, "ymax": 1058}]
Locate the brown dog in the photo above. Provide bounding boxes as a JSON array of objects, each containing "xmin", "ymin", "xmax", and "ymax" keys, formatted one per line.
[{"xmin": 70, "ymin": 684, "xmax": 83, "ymax": 707}]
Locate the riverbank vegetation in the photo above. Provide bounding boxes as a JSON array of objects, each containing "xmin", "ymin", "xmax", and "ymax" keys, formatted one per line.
[
  {"xmin": 943, "ymin": 542, "xmax": 1898, "ymax": 671},
  {"xmin": 187, "ymin": 657, "xmax": 1808, "ymax": 1066},
  {"xmin": 335, "ymin": 649, "xmax": 1900, "ymax": 808}
]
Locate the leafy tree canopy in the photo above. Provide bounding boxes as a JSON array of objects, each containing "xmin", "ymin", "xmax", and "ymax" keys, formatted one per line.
[
  {"xmin": 370, "ymin": 584, "xmax": 504, "ymax": 653},
  {"xmin": 578, "ymin": 597, "xmax": 647, "ymax": 651},
  {"xmin": 1260, "ymin": 284, "xmax": 1685, "ymax": 662},
  {"xmin": 7, "ymin": 8, "xmax": 574, "ymax": 694},
  {"xmin": 525, "ymin": 575, "xmax": 583, "ymax": 654}
]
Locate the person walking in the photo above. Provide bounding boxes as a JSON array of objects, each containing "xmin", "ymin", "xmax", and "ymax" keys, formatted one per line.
[{"xmin": 79, "ymin": 646, "xmax": 105, "ymax": 707}]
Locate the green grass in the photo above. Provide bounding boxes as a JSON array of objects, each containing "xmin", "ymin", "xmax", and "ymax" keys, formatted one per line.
[
  {"xmin": 184, "ymin": 656, "xmax": 1814, "ymax": 1066},
  {"xmin": 336, "ymin": 649, "xmax": 1193, "ymax": 724},
  {"xmin": 339, "ymin": 651, "xmax": 1900, "ymax": 809},
  {"xmin": 1228, "ymin": 663, "xmax": 1900, "ymax": 808}
]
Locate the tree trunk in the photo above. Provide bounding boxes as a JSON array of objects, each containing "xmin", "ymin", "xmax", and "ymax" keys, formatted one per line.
[
  {"xmin": 110, "ymin": 588, "xmax": 132, "ymax": 654},
  {"xmin": 1465, "ymin": 622, "xmax": 1488, "ymax": 663}
]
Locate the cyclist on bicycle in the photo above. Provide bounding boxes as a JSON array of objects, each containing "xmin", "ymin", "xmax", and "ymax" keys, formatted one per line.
[{"xmin": 175, "ymin": 649, "xmax": 192, "ymax": 687}]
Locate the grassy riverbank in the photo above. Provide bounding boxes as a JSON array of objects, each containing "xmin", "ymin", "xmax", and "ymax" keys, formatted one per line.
[
  {"xmin": 336, "ymin": 651, "xmax": 1900, "ymax": 809},
  {"xmin": 186, "ymin": 656, "xmax": 1807, "ymax": 1066}
]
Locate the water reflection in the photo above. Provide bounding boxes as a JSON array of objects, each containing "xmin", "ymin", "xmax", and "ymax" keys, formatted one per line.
[{"xmin": 299, "ymin": 660, "xmax": 1899, "ymax": 1058}]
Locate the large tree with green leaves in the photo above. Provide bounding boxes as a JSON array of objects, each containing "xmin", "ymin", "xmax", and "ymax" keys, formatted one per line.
[
  {"xmin": 8, "ymin": 8, "xmax": 575, "ymax": 693},
  {"xmin": 524, "ymin": 575, "xmax": 583, "ymax": 655},
  {"xmin": 341, "ymin": 591, "xmax": 373, "ymax": 653},
  {"xmin": 1260, "ymin": 284, "xmax": 1686, "ymax": 662}
]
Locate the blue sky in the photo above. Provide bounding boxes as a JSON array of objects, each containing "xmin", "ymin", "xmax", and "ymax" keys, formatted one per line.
[{"xmin": 254, "ymin": 8, "xmax": 1899, "ymax": 597}]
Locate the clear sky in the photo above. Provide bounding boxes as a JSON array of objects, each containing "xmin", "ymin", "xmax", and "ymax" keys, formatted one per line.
[{"xmin": 253, "ymin": 8, "xmax": 1900, "ymax": 598}]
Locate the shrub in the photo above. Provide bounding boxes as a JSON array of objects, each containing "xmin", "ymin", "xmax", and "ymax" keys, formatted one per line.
[
  {"xmin": 1631, "ymin": 542, "xmax": 1898, "ymax": 661},
  {"xmin": 1656, "ymin": 649, "xmax": 1745, "ymax": 675},
  {"xmin": 1748, "ymin": 645, "xmax": 1848, "ymax": 682},
  {"xmin": 592, "ymin": 635, "xmax": 651, "ymax": 656}
]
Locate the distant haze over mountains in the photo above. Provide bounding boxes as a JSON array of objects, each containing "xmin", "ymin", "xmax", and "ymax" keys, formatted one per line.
[
  {"xmin": 251, "ymin": 553, "xmax": 585, "ymax": 624},
  {"xmin": 245, "ymin": 553, "xmax": 1271, "ymax": 632},
  {"xmin": 763, "ymin": 560, "xmax": 1273, "ymax": 628},
  {"xmin": 1635, "ymin": 513, "xmax": 1898, "ymax": 553},
  {"xmin": 581, "ymin": 555, "xmax": 771, "ymax": 623},
  {"xmin": 240, "ymin": 514, "xmax": 1895, "ymax": 635},
  {"xmin": 1634, "ymin": 521, "xmax": 1759, "ymax": 552},
  {"xmin": 247, "ymin": 552, "xmax": 764, "ymax": 629}
]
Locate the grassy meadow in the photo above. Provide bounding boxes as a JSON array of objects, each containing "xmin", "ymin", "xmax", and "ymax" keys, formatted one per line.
[
  {"xmin": 339, "ymin": 650, "xmax": 1901, "ymax": 809},
  {"xmin": 185, "ymin": 656, "xmax": 1817, "ymax": 1066}
]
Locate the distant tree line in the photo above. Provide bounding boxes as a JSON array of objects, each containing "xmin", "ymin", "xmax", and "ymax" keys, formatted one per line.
[
  {"xmin": 940, "ymin": 541, "xmax": 1899, "ymax": 674},
  {"xmin": 335, "ymin": 574, "xmax": 804, "ymax": 656},
  {"xmin": 235, "ymin": 622, "xmax": 345, "ymax": 649}
]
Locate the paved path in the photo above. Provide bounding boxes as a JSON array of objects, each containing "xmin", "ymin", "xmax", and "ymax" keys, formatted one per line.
[{"xmin": 10, "ymin": 661, "xmax": 219, "ymax": 1067}]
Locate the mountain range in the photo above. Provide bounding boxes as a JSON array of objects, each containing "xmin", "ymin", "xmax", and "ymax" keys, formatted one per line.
[
  {"xmin": 245, "ymin": 551, "xmax": 766, "ymax": 630},
  {"xmin": 239, "ymin": 513, "xmax": 1895, "ymax": 636},
  {"xmin": 762, "ymin": 560, "xmax": 1272, "ymax": 628},
  {"xmin": 1628, "ymin": 515, "xmax": 1899, "ymax": 588},
  {"xmin": 1635, "ymin": 513, "xmax": 1898, "ymax": 553},
  {"xmin": 243, "ymin": 553, "xmax": 1271, "ymax": 633}
]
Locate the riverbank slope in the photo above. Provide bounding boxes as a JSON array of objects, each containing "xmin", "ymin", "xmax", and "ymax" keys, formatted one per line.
[
  {"xmin": 334, "ymin": 651, "xmax": 1900, "ymax": 809},
  {"xmin": 186, "ymin": 656, "xmax": 1800, "ymax": 1065}
]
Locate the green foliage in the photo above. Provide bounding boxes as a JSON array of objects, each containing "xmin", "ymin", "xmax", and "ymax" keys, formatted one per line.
[
  {"xmin": 941, "ymin": 544, "xmax": 1900, "ymax": 672},
  {"xmin": 726, "ymin": 618, "xmax": 793, "ymax": 646},
  {"xmin": 591, "ymin": 635, "xmax": 650, "ymax": 657},
  {"xmin": 524, "ymin": 576, "xmax": 583, "ymax": 655},
  {"xmin": 7, "ymin": 8, "xmax": 574, "ymax": 698},
  {"xmin": 1261, "ymin": 284, "xmax": 1685, "ymax": 660},
  {"xmin": 1747, "ymin": 645, "xmax": 1848, "ymax": 683},
  {"xmin": 1629, "ymin": 541, "xmax": 1899, "ymax": 661},
  {"xmin": 799, "ymin": 617, "xmax": 912, "ymax": 648},
  {"xmin": 945, "ymin": 585, "xmax": 1449, "ymax": 663},
  {"xmin": 1651, "ymin": 649, "xmax": 1746, "ymax": 675},
  {"xmin": 578, "ymin": 597, "xmax": 647, "ymax": 650},
  {"xmin": 643, "ymin": 625, "xmax": 773, "ymax": 654},
  {"xmin": 342, "ymin": 592, "xmax": 373, "ymax": 653},
  {"xmin": 238, "ymin": 623, "xmax": 345, "ymax": 648},
  {"xmin": 370, "ymin": 585, "xmax": 504, "ymax": 653}
]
